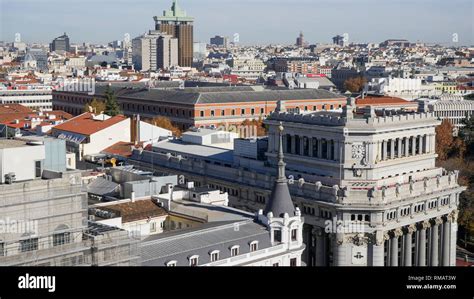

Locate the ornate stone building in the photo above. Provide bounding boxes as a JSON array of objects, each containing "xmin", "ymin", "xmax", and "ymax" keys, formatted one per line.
[
  {"xmin": 129, "ymin": 98, "xmax": 466, "ymax": 266},
  {"xmin": 264, "ymin": 99, "xmax": 465, "ymax": 266}
]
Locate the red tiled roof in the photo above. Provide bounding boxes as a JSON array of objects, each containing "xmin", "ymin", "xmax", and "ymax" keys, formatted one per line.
[
  {"xmin": 0, "ymin": 104, "xmax": 33, "ymax": 114},
  {"xmin": 356, "ymin": 96, "xmax": 413, "ymax": 106},
  {"xmin": 52, "ymin": 113, "xmax": 128, "ymax": 136},
  {"xmin": 102, "ymin": 141, "xmax": 136, "ymax": 157},
  {"xmin": 0, "ymin": 110, "xmax": 73, "ymax": 125}
]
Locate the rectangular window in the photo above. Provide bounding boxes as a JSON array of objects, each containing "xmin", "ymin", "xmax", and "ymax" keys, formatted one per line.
[
  {"xmin": 211, "ymin": 252, "xmax": 219, "ymax": 262},
  {"xmin": 35, "ymin": 161, "xmax": 42, "ymax": 178},
  {"xmin": 260, "ymin": 108, "xmax": 264, "ymax": 114},
  {"xmin": 211, "ymin": 110, "xmax": 215, "ymax": 117},
  {"xmin": 150, "ymin": 222, "xmax": 157, "ymax": 232},
  {"xmin": 53, "ymin": 232, "xmax": 70, "ymax": 246},
  {"xmin": 0, "ymin": 242, "xmax": 4, "ymax": 256},
  {"xmin": 231, "ymin": 247, "xmax": 239, "ymax": 256},
  {"xmin": 221, "ymin": 110, "xmax": 225, "ymax": 116},
  {"xmin": 241, "ymin": 108, "xmax": 245, "ymax": 115},
  {"xmin": 290, "ymin": 258, "xmax": 297, "ymax": 267},
  {"xmin": 274, "ymin": 230, "xmax": 282, "ymax": 242},
  {"xmin": 200, "ymin": 111, "xmax": 204, "ymax": 117},
  {"xmin": 291, "ymin": 229, "xmax": 297, "ymax": 241},
  {"xmin": 190, "ymin": 257, "xmax": 198, "ymax": 266},
  {"xmin": 20, "ymin": 238, "xmax": 38, "ymax": 252},
  {"xmin": 250, "ymin": 243, "xmax": 258, "ymax": 252}
]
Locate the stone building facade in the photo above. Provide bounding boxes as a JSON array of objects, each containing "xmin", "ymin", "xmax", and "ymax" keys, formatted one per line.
[{"xmin": 128, "ymin": 99, "xmax": 466, "ymax": 266}]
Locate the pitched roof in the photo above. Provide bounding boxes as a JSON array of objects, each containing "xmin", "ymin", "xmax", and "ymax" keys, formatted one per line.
[
  {"xmin": 52, "ymin": 112, "xmax": 128, "ymax": 136},
  {"xmin": 356, "ymin": 96, "xmax": 413, "ymax": 106},
  {"xmin": 0, "ymin": 104, "xmax": 32, "ymax": 114},
  {"xmin": 60, "ymin": 86, "xmax": 346, "ymax": 105}
]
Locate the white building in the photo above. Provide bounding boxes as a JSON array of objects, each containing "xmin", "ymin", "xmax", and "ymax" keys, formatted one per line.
[
  {"xmin": 51, "ymin": 113, "xmax": 131, "ymax": 160},
  {"xmin": 139, "ymin": 137, "xmax": 305, "ymax": 267},
  {"xmin": 0, "ymin": 89, "xmax": 53, "ymax": 111}
]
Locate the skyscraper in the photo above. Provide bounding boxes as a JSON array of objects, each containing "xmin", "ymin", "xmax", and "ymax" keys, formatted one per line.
[
  {"xmin": 154, "ymin": 0, "xmax": 194, "ymax": 67},
  {"xmin": 50, "ymin": 33, "xmax": 70, "ymax": 53},
  {"xmin": 296, "ymin": 31, "xmax": 304, "ymax": 47},
  {"xmin": 132, "ymin": 31, "xmax": 178, "ymax": 71}
]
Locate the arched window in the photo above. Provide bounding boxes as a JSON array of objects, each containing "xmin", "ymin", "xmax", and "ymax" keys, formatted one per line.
[
  {"xmin": 249, "ymin": 241, "xmax": 258, "ymax": 252},
  {"xmin": 230, "ymin": 245, "xmax": 240, "ymax": 257},
  {"xmin": 209, "ymin": 250, "xmax": 220, "ymax": 262},
  {"xmin": 188, "ymin": 255, "xmax": 199, "ymax": 266},
  {"xmin": 166, "ymin": 260, "xmax": 177, "ymax": 267}
]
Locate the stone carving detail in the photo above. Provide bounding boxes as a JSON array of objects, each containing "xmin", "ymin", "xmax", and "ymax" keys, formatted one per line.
[
  {"xmin": 433, "ymin": 217, "xmax": 443, "ymax": 226},
  {"xmin": 315, "ymin": 181, "xmax": 322, "ymax": 191},
  {"xmin": 350, "ymin": 233, "xmax": 369, "ymax": 246},
  {"xmin": 448, "ymin": 210, "xmax": 458, "ymax": 223},
  {"xmin": 405, "ymin": 224, "xmax": 416, "ymax": 234},
  {"xmin": 392, "ymin": 228, "xmax": 403, "ymax": 238},
  {"xmin": 395, "ymin": 183, "xmax": 401, "ymax": 197},
  {"xmin": 298, "ymin": 178, "xmax": 305, "ymax": 188},
  {"xmin": 418, "ymin": 220, "xmax": 431, "ymax": 230}
]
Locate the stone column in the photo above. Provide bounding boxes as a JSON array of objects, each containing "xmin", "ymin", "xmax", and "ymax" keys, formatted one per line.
[
  {"xmin": 430, "ymin": 133, "xmax": 436, "ymax": 153},
  {"xmin": 327, "ymin": 140, "xmax": 333, "ymax": 160},
  {"xmin": 382, "ymin": 140, "xmax": 386, "ymax": 160},
  {"xmin": 430, "ymin": 218, "xmax": 442, "ymax": 266},
  {"xmin": 390, "ymin": 229, "xmax": 402, "ymax": 266},
  {"xmin": 282, "ymin": 135, "xmax": 287, "ymax": 153},
  {"xmin": 404, "ymin": 225, "xmax": 416, "ymax": 266},
  {"xmin": 418, "ymin": 135, "xmax": 423, "ymax": 154},
  {"xmin": 411, "ymin": 136, "xmax": 416, "ymax": 156},
  {"xmin": 300, "ymin": 137, "xmax": 305, "ymax": 156},
  {"xmin": 442, "ymin": 218, "xmax": 450, "ymax": 266},
  {"xmin": 318, "ymin": 139, "xmax": 322, "ymax": 159},
  {"xmin": 397, "ymin": 138, "xmax": 403, "ymax": 158},
  {"xmin": 314, "ymin": 228, "xmax": 325, "ymax": 266},
  {"xmin": 417, "ymin": 221, "xmax": 430, "ymax": 266},
  {"xmin": 291, "ymin": 135, "xmax": 296, "ymax": 154},
  {"xmin": 334, "ymin": 140, "xmax": 340, "ymax": 161},
  {"xmin": 404, "ymin": 137, "xmax": 409, "ymax": 156},
  {"xmin": 449, "ymin": 211, "xmax": 458, "ymax": 266},
  {"xmin": 334, "ymin": 233, "xmax": 346, "ymax": 266},
  {"xmin": 308, "ymin": 138, "xmax": 313, "ymax": 157},
  {"xmin": 372, "ymin": 231, "xmax": 385, "ymax": 266},
  {"xmin": 390, "ymin": 139, "xmax": 395, "ymax": 159}
]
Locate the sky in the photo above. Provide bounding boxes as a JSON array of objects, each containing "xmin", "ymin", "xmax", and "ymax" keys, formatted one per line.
[{"xmin": 1, "ymin": 0, "xmax": 473, "ymax": 46}]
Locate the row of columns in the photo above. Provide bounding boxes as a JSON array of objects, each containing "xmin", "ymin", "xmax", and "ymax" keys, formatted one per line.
[
  {"xmin": 383, "ymin": 215, "xmax": 454, "ymax": 266},
  {"xmin": 282, "ymin": 134, "xmax": 340, "ymax": 162},
  {"xmin": 379, "ymin": 134, "xmax": 434, "ymax": 161}
]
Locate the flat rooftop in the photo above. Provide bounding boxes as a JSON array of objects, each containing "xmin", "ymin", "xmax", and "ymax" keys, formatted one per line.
[
  {"xmin": 153, "ymin": 140, "xmax": 234, "ymax": 163},
  {"xmin": 0, "ymin": 139, "xmax": 28, "ymax": 149}
]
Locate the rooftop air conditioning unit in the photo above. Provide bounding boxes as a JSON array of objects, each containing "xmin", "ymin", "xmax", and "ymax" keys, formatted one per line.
[{"xmin": 5, "ymin": 172, "xmax": 16, "ymax": 184}]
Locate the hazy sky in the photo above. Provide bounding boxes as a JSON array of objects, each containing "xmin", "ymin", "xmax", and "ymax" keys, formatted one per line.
[{"xmin": 1, "ymin": 0, "xmax": 473, "ymax": 45}]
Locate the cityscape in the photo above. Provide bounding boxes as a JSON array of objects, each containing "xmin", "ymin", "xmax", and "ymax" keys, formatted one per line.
[{"xmin": 0, "ymin": 0, "xmax": 473, "ymax": 280}]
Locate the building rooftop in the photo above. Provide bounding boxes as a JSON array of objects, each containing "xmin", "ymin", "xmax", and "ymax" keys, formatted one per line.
[
  {"xmin": 52, "ymin": 112, "xmax": 127, "ymax": 136},
  {"xmin": 0, "ymin": 139, "xmax": 28, "ymax": 149},
  {"xmin": 58, "ymin": 86, "xmax": 345, "ymax": 105},
  {"xmin": 153, "ymin": 140, "xmax": 234, "ymax": 163},
  {"xmin": 140, "ymin": 220, "xmax": 271, "ymax": 266},
  {"xmin": 100, "ymin": 199, "xmax": 167, "ymax": 223}
]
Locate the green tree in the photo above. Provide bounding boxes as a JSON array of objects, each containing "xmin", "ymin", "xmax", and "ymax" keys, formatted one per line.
[
  {"xmin": 464, "ymin": 93, "xmax": 474, "ymax": 100},
  {"xmin": 84, "ymin": 98, "xmax": 106, "ymax": 114},
  {"xmin": 104, "ymin": 86, "xmax": 122, "ymax": 116}
]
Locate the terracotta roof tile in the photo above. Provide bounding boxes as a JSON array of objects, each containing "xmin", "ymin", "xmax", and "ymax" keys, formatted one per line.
[{"xmin": 52, "ymin": 112, "xmax": 128, "ymax": 136}]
